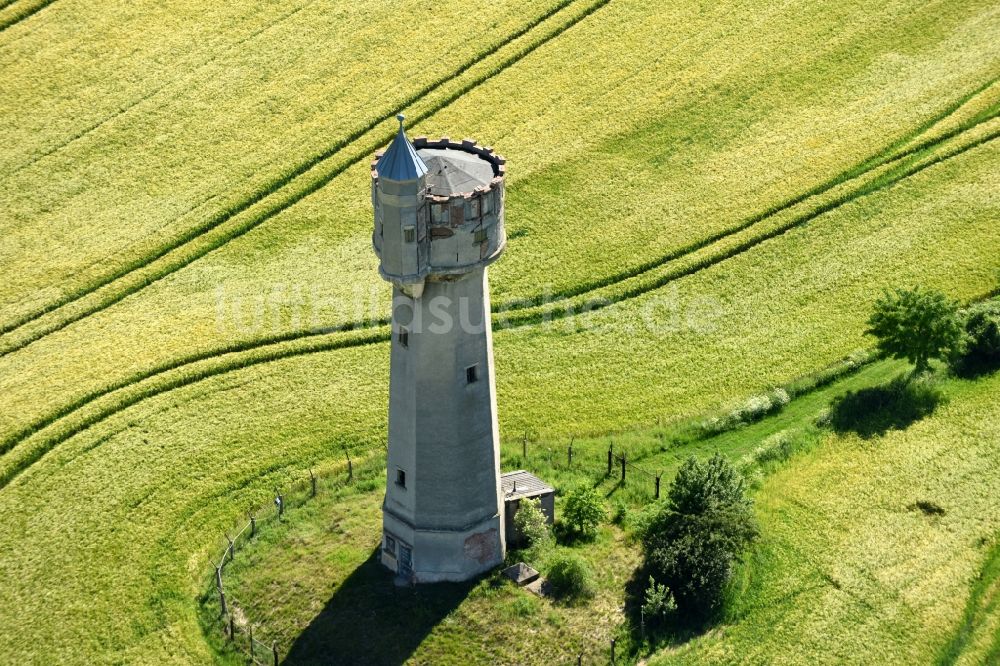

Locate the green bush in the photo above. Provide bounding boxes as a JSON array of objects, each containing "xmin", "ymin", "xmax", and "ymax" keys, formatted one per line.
[
  {"xmin": 699, "ymin": 387, "xmax": 791, "ymax": 435},
  {"xmin": 640, "ymin": 455, "xmax": 758, "ymax": 621},
  {"xmin": 743, "ymin": 431, "xmax": 796, "ymax": 468},
  {"xmin": 950, "ymin": 300, "xmax": 1000, "ymax": 375},
  {"xmin": 546, "ymin": 553, "xmax": 595, "ymax": 600},
  {"xmin": 513, "ymin": 497, "xmax": 551, "ymax": 550},
  {"xmin": 562, "ymin": 487, "xmax": 606, "ymax": 539}
]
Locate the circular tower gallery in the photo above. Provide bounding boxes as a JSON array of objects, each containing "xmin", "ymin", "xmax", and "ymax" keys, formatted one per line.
[{"xmin": 371, "ymin": 116, "xmax": 507, "ymax": 583}]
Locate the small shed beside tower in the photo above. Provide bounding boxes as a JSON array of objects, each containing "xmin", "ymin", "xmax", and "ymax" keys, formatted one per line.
[{"xmin": 501, "ymin": 470, "xmax": 555, "ymax": 547}]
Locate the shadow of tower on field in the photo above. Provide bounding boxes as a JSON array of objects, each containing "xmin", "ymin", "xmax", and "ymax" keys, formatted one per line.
[{"xmin": 284, "ymin": 548, "xmax": 475, "ymax": 665}]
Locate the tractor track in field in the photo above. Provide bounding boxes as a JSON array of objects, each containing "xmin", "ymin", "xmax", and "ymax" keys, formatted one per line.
[
  {"xmin": 513, "ymin": 77, "xmax": 1000, "ymax": 309},
  {"xmin": 1, "ymin": 119, "xmax": 996, "ymax": 492},
  {"xmin": 0, "ymin": 0, "xmax": 318, "ymax": 180},
  {"xmin": 0, "ymin": 0, "xmax": 610, "ymax": 356},
  {"xmin": 0, "ymin": 0, "xmax": 55, "ymax": 33},
  {"xmin": 0, "ymin": 54, "xmax": 992, "ymax": 363}
]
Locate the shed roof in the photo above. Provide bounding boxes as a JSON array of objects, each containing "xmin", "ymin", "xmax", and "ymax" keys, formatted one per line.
[
  {"xmin": 501, "ymin": 470, "xmax": 554, "ymax": 501},
  {"xmin": 376, "ymin": 114, "xmax": 428, "ymax": 182}
]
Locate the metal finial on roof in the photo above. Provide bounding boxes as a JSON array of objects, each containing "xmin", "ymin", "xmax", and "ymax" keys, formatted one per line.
[{"xmin": 397, "ymin": 113, "xmax": 405, "ymax": 126}]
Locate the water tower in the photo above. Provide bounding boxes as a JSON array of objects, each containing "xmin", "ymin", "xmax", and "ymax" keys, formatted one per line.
[{"xmin": 371, "ymin": 115, "xmax": 507, "ymax": 583}]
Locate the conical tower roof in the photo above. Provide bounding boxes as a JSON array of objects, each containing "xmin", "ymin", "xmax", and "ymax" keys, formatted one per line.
[{"xmin": 376, "ymin": 114, "xmax": 428, "ymax": 182}]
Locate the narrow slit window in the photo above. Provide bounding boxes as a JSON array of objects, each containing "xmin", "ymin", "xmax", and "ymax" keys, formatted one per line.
[
  {"xmin": 466, "ymin": 364, "xmax": 479, "ymax": 384},
  {"xmin": 474, "ymin": 228, "xmax": 488, "ymax": 243},
  {"xmin": 398, "ymin": 327, "xmax": 409, "ymax": 348},
  {"xmin": 395, "ymin": 468, "xmax": 406, "ymax": 488},
  {"xmin": 403, "ymin": 225, "xmax": 416, "ymax": 243},
  {"xmin": 384, "ymin": 534, "xmax": 396, "ymax": 555}
]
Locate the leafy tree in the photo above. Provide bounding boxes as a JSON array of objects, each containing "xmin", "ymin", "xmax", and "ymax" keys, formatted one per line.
[
  {"xmin": 546, "ymin": 553, "xmax": 595, "ymax": 600},
  {"xmin": 640, "ymin": 455, "xmax": 758, "ymax": 621},
  {"xmin": 562, "ymin": 486, "xmax": 606, "ymax": 539},
  {"xmin": 513, "ymin": 497, "xmax": 551, "ymax": 550},
  {"xmin": 866, "ymin": 286, "xmax": 963, "ymax": 375}
]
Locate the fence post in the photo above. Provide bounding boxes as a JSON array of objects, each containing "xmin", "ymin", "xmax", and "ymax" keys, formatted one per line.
[
  {"xmin": 522, "ymin": 431, "xmax": 527, "ymax": 459},
  {"xmin": 655, "ymin": 474, "xmax": 661, "ymax": 500},
  {"xmin": 249, "ymin": 512, "xmax": 256, "ymax": 538},
  {"xmin": 215, "ymin": 566, "xmax": 227, "ymax": 616},
  {"xmin": 249, "ymin": 626, "xmax": 254, "ymax": 660},
  {"xmin": 310, "ymin": 469, "xmax": 317, "ymax": 497},
  {"xmin": 607, "ymin": 443, "xmax": 613, "ymax": 475},
  {"xmin": 346, "ymin": 453, "xmax": 353, "ymax": 481},
  {"xmin": 577, "ymin": 655, "xmax": 582, "ymax": 666},
  {"xmin": 273, "ymin": 641, "xmax": 279, "ymax": 666},
  {"xmin": 229, "ymin": 614, "xmax": 235, "ymax": 641},
  {"xmin": 275, "ymin": 489, "xmax": 284, "ymax": 518},
  {"xmin": 611, "ymin": 637, "xmax": 616, "ymax": 664},
  {"xmin": 567, "ymin": 439, "xmax": 573, "ymax": 467},
  {"xmin": 620, "ymin": 453, "xmax": 626, "ymax": 483},
  {"xmin": 225, "ymin": 533, "xmax": 234, "ymax": 562}
]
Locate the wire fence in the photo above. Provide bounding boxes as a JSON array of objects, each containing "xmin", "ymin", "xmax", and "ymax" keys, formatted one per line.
[
  {"xmin": 203, "ymin": 453, "xmax": 367, "ymax": 665},
  {"xmin": 513, "ymin": 434, "xmax": 670, "ymax": 501},
  {"xmin": 201, "ymin": 437, "xmax": 666, "ymax": 665}
]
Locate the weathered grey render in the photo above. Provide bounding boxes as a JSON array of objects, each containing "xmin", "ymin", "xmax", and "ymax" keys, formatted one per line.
[{"xmin": 371, "ymin": 115, "xmax": 508, "ymax": 583}]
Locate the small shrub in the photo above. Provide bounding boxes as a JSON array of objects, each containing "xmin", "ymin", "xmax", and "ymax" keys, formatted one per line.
[
  {"xmin": 701, "ymin": 388, "xmax": 793, "ymax": 436},
  {"xmin": 562, "ymin": 487, "xmax": 606, "ymax": 539},
  {"xmin": 950, "ymin": 300, "xmax": 1000, "ymax": 376},
  {"xmin": 514, "ymin": 497, "xmax": 551, "ymax": 550},
  {"xmin": 771, "ymin": 387, "xmax": 791, "ymax": 409},
  {"xmin": 546, "ymin": 553, "xmax": 595, "ymax": 600},
  {"xmin": 735, "ymin": 394, "xmax": 772, "ymax": 422},
  {"xmin": 641, "ymin": 576, "xmax": 676, "ymax": 623},
  {"xmin": 752, "ymin": 431, "xmax": 795, "ymax": 466}
]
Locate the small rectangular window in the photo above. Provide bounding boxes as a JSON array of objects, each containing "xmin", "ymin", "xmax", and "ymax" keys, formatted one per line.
[
  {"xmin": 395, "ymin": 469, "xmax": 406, "ymax": 488},
  {"xmin": 398, "ymin": 327, "xmax": 408, "ymax": 348},
  {"xmin": 474, "ymin": 228, "xmax": 488, "ymax": 243},
  {"xmin": 466, "ymin": 365, "xmax": 479, "ymax": 384},
  {"xmin": 403, "ymin": 226, "xmax": 416, "ymax": 243},
  {"xmin": 384, "ymin": 533, "xmax": 396, "ymax": 555}
]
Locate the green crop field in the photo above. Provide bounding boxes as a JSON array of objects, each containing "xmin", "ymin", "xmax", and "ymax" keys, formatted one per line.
[{"xmin": 1, "ymin": 0, "xmax": 998, "ymax": 663}]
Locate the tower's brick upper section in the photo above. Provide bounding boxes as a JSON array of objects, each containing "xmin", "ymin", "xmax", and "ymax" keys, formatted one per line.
[{"xmin": 372, "ymin": 137, "xmax": 507, "ymax": 287}]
